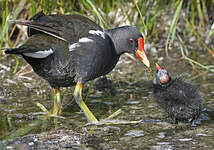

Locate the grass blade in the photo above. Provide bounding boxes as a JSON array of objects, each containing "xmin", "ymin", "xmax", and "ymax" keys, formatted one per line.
[
  {"xmin": 165, "ymin": 0, "xmax": 183, "ymax": 57},
  {"xmin": 168, "ymin": 0, "xmax": 183, "ymax": 42},
  {"xmin": 85, "ymin": 0, "xmax": 105, "ymax": 29}
]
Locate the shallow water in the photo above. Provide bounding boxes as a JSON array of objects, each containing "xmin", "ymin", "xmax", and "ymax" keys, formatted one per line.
[{"xmin": 0, "ymin": 51, "xmax": 214, "ymax": 149}]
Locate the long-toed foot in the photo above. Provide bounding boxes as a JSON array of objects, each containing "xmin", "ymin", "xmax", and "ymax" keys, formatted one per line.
[
  {"xmin": 74, "ymin": 82, "xmax": 141, "ymax": 125},
  {"xmin": 36, "ymin": 88, "xmax": 62, "ymax": 118}
]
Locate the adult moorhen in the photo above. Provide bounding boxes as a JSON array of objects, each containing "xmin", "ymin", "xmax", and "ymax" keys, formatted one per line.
[
  {"xmin": 153, "ymin": 63, "xmax": 202, "ymax": 126},
  {"xmin": 5, "ymin": 12, "xmax": 150, "ymax": 123}
]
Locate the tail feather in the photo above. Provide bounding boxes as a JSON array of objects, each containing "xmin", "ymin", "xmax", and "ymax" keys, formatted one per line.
[
  {"xmin": 8, "ymin": 19, "xmax": 56, "ymax": 33},
  {"xmin": 5, "ymin": 47, "xmax": 25, "ymax": 55},
  {"xmin": 8, "ymin": 19, "xmax": 66, "ymax": 41},
  {"xmin": 8, "ymin": 20, "xmax": 31, "ymax": 25}
]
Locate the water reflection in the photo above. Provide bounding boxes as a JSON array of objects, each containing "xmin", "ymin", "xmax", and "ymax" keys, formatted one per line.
[{"xmin": 0, "ymin": 54, "xmax": 214, "ymax": 149}]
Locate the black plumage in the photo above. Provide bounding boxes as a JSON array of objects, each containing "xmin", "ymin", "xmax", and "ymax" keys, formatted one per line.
[
  {"xmin": 153, "ymin": 64, "xmax": 202, "ymax": 125},
  {"xmin": 5, "ymin": 12, "xmax": 150, "ymax": 123}
]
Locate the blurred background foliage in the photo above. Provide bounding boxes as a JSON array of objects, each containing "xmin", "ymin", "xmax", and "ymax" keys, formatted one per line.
[{"xmin": 0, "ymin": 0, "xmax": 213, "ymax": 71}]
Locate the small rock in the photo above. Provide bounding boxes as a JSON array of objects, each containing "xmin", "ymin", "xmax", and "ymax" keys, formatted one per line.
[
  {"xmin": 179, "ymin": 138, "xmax": 192, "ymax": 142},
  {"xmin": 124, "ymin": 130, "xmax": 144, "ymax": 137}
]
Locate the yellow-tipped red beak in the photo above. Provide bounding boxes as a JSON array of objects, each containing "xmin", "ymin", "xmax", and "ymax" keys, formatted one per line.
[
  {"xmin": 155, "ymin": 63, "xmax": 161, "ymax": 71},
  {"xmin": 136, "ymin": 37, "xmax": 150, "ymax": 68}
]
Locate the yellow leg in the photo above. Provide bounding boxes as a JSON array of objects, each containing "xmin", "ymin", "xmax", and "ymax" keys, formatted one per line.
[
  {"xmin": 74, "ymin": 82, "xmax": 140, "ymax": 125},
  {"xmin": 36, "ymin": 88, "xmax": 62, "ymax": 117},
  {"xmin": 74, "ymin": 82, "xmax": 98, "ymax": 123},
  {"xmin": 53, "ymin": 88, "xmax": 62, "ymax": 115}
]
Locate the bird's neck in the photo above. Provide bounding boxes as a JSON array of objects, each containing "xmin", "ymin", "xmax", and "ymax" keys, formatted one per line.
[{"xmin": 105, "ymin": 29, "xmax": 127, "ymax": 56}]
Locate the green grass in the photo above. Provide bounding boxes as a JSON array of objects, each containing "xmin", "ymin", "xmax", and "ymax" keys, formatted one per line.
[{"xmin": 0, "ymin": 0, "xmax": 213, "ymax": 72}]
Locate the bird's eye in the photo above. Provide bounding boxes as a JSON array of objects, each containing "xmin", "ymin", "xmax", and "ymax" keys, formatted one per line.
[{"xmin": 128, "ymin": 38, "xmax": 134, "ymax": 44}]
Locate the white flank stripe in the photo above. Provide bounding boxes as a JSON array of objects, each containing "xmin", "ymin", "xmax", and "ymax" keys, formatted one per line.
[
  {"xmin": 79, "ymin": 37, "xmax": 94, "ymax": 43},
  {"xmin": 89, "ymin": 30, "xmax": 105, "ymax": 39},
  {"xmin": 69, "ymin": 38, "xmax": 94, "ymax": 52},
  {"xmin": 69, "ymin": 43, "xmax": 80, "ymax": 51},
  {"xmin": 23, "ymin": 48, "xmax": 53, "ymax": 58}
]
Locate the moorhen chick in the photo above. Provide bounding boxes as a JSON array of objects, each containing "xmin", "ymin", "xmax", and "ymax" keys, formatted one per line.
[
  {"xmin": 153, "ymin": 63, "xmax": 202, "ymax": 125},
  {"xmin": 5, "ymin": 12, "xmax": 150, "ymax": 123}
]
